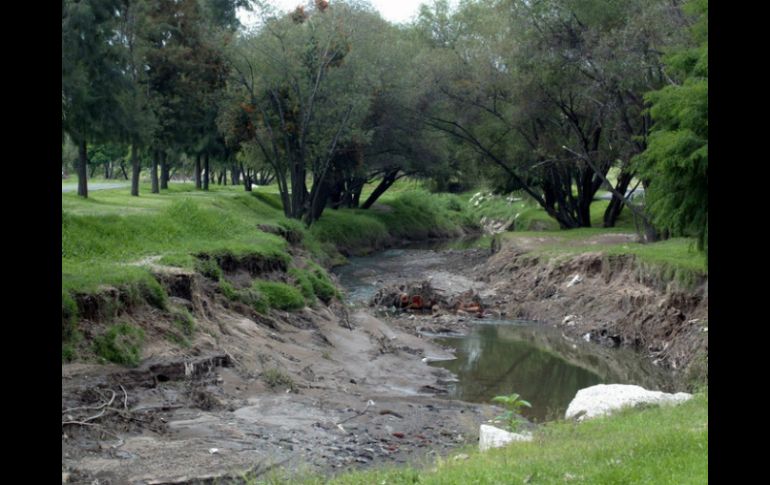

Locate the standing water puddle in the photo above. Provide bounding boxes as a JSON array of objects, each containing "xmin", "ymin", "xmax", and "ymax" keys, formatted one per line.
[
  {"xmin": 334, "ymin": 246, "xmax": 673, "ymax": 423},
  {"xmin": 428, "ymin": 321, "xmax": 671, "ymax": 422}
]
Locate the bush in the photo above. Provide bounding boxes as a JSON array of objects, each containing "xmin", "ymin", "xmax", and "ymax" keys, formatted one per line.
[
  {"xmin": 195, "ymin": 257, "xmax": 223, "ymax": 280},
  {"xmin": 62, "ymin": 290, "xmax": 78, "ymax": 341},
  {"xmin": 306, "ymin": 262, "xmax": 339, "ymax": 303},
  {"xmin": 262, "ymin": 368, "xmax": 296, "ymax": 390},
  {"xmin": 288, "ymin": 268, "xmax": 316, "ymax": 304},
  {"xmin": 218, "ymin": 279, "xmax": 239, "ymax": 301},
  {"xmin": 253, "ymin": 280, "xmax": 306, "ymax": 311},
  {"xmin": 239, "ymin": 287, "xmax": 269, "ymax": 314},
  {"xmin": 92, "ymin": 323, "xmax": 145, "ymax": 366}
]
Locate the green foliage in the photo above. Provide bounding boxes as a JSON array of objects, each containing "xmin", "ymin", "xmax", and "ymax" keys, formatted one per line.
[
  {"xmin": 491, "ymin": 392, "xmax": 532, "ymax": 432},
  {"xmin": 62, "ymin": 290, "xmax": 79, "ymax": 341},
  {"xmin": 635, "ymin": 0, "xmax": 708, "ymax": 254},
  {"xmin": 92, "ymin": 323, "xmax": 145, "ymax": 367},
  {"xmin": 194, "ymin": 257, "xmax": 223, "ymax": 280},
  {"xmin": 218, "ymin": 278, "xmax": 239, "ymax": 301},
  {"xmin": 157, "ymin": 253, "xmax": 195, "ymax": 269},
  {"xmin": 253, "ymin": 280, "xmax": 306, "ymax": 311},
  {"xmin": 171, "ymin": 307, "xmax": 195, "ymax": 336},
  {"xmin": 274, "ymin": 393, "xmax": 707, "ymax": 484},
  {"xmin": 238, "ymin": 287, "xmax": 270, "ymax": 314},
  {"xmin": 262, "ymin": 368, "xmax": 296, "ymax": 390},
  {"xmin": 288, "ymin": 268, "xmax": 316, "ymax": 304},
  {"xmin": 306, "ymin": 263, "xmax": 339, "ymax": 303}
]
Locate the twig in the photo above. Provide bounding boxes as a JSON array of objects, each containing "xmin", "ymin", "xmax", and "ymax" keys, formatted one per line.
[
  {"xmin": 62, "ymin": 390, "xmax": 117, "ymax": 415},
  {"xmin": 336, "ymin": 400, "xmax": 374, "ymax": 425},
  {"xmin": 120, "ymin": 385, "xmax": 128, "ymax": 410}
]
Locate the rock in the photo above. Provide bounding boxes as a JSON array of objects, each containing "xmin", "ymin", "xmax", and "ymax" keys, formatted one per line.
[
  {"xmin": 562, "ymin": 314, "xmax": 579, "ymax": 326},
  {"xmin": 566, "ymin": 274, "xmax": 583, "ymax": 288},
  {"xmin": 479, "ymin": 424, "xmax": 532, "ymax": 451},
  {"xmin": 565, "ymin": 384, "xmax": 693, "ymax": 421}
]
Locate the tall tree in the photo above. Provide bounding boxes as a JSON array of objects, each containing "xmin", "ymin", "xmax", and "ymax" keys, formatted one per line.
[
  {"xmin": 635, "ymin": 0, "xmax": 708, "ymax": 253},
  {"xmin": 62, "ymin": 0, "xmax": 126, "ymax": 198}
]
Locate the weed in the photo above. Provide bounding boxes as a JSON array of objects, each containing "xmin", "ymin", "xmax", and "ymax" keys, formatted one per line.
[
  {"xmin": 92, "ymin": 323, "xmax": 145, "ymax": 367},
  {"xmin": 262, "ymin": 368, "xmax": 296, "ymax": 390},
  {"xmin": 491, "ymin": 392, "xmax": 532, "ymax": 432},
  {"xmin": 195, "ymin": 257, "xmax": 223, "ymax": 280}
]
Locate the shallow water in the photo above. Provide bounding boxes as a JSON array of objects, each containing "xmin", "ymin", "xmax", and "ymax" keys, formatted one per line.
[
  {"xmin": 428, "ymin": 321, "xmax": 671, "ymax": 422},
  {"xmin": 335, "ymin": 246, "xmax": 672, "ymax": 423}
]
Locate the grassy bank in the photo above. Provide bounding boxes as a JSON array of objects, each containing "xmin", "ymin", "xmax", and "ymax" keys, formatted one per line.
[
  {"xmin": 61, "ymin": 182, "xmax": 480, "ymax": 361},
  {"xmin": 253, "ymin": 392, "xmax": 707, "ymax": 485}
]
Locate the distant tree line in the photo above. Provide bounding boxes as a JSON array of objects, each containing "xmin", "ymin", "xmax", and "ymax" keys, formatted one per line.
[{"xmin": 62, "ymin": 0, "xmax": 707, "ymax": 250}]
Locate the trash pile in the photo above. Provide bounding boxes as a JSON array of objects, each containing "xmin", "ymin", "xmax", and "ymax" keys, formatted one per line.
[{"xmin": 370, "ymin": 281, "xmax": 486, "ymax": 317}]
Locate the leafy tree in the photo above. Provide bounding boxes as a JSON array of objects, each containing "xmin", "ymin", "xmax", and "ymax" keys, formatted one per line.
[
  {"xmin": 635, "ymin": 0, "xmax": 708, "ymax": 253},
  {"xmin": 62, "ymin": 0, "xmax": 127, "ymax": 197}
]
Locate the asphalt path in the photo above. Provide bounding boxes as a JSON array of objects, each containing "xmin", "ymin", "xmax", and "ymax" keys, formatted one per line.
[{"xmin": 61, "ymin": 182, "xmax": 130, "ymax": 193}]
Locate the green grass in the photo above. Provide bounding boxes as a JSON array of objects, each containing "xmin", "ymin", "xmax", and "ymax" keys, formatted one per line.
[
  {"xmin": 251, "ymin": 393, "xmax": 707, "ymax": 484},
  {"xmin": 92, "ymin": 323, "xmax": 146, "ymax": 366},
  {"xmin": 502, "ymin": 229, "xmax": 707, "ymax": 283},
  {"xmin": 253, "ymin": 280, "xmax": 306, "ymax": 311}
]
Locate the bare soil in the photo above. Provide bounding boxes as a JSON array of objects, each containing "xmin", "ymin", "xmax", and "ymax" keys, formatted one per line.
[{"xmin": 62, "ymin": 235, "xmax": 707, "ymax": 484}]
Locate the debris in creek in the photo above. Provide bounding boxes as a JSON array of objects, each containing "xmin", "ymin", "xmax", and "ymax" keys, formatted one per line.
[{"xmin": 369, "ymin": 281, "xmax": 485, "ymax": 317}]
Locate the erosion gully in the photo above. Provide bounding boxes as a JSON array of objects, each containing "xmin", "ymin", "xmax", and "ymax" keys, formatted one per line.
[{"xmin": 62, "ymin": 240, "xmax": 672, "ymax": 484}]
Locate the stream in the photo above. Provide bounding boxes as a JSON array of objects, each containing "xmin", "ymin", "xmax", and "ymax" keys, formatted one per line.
[{"xmin": 334, "ymin": 244, "xmax": 673, "ymax": 423}]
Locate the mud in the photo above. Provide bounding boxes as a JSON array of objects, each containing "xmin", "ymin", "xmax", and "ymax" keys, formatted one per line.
[
  {"xmin": 62, "ymin": 280, "xmax": 499, "ymax": 484},
  {"xmin": 62, "ymin": 235, "xmax": 707, "ymax": 484}
]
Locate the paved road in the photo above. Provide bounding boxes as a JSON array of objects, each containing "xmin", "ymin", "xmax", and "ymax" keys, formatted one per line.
[{"xmin": 62, "ymin": 182, "xmax": 131, "ymax": 193}]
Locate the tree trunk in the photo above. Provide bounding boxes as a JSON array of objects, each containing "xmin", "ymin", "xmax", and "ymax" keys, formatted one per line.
[
  {"xmin": 77, "ymin": 138, "xmax": 88, "ymax": 198},
  {"xmin": 194, "ymin": 153, "xmax": 202, "ymax": 189},
  {"xmin": 160, "ymin": 152, "xmax": 169, "ymax": 190},
  {"xmin": 203, "ymin": 153, "xmax": 210, "ymax": 190},
  {"xmin": 243, "ymin": 167, "xmax": 252, "ymax": 192},
  {"xmin": 361, "ymin": 169, "xmax": 399, "ymax": 209},
  {"xmin": 120, "ymin": 161, "xmax": 128, "ymax": 180},
  {"xmin": 104, "ymin": 160, "xmax": 110, "ymax": 179},
  {"xmin": 231, "ymin": 165, "xmax": 240, "ymax": 185},
  {"xmin": 151, "ymin": 149, "xmax": 159, "ymax": 194},
  {"xmin": 603, "ymin": 172, "xmax": 633, "ymax": 227},
  {"xmin": 130, "ymin": 144, "xmax": 140, "ymax": 197},
  {"xmin": 89, "ymin": 162, "xmax": 97, "ymax": 178}
]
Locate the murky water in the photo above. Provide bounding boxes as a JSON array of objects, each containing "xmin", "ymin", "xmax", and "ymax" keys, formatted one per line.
[
  {"xmin": 428, "ymin": 321, "xmax": 671, "ymax": 422},
  {"xmin": 334, "ymin": 246, "xmax": 672, "ymax": 423}
]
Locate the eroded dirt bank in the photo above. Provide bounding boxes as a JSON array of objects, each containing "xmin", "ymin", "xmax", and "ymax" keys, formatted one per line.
[
  {"xmin": 62, "ymin": 261, "xmax": 499, "ymax": 484},
  {"xmin": 477, "ymin": 237, "xmax": 708, "ymax": 384},
  {"xmin": 62, "ymin": 234, "xmax": 707, "ymax": 484}
]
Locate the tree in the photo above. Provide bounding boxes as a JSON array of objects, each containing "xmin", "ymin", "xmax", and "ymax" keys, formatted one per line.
[
  {"xmin": 228, "ymin": 1, "xmax": 379, "ymax": 224},
  {"xmin": 413, "ymin": 0, "xmax": 689, "ymax": 232},
  {"xmin": 62, "ymin": 0, "xmax": 127, "ymax": 197},
  {"xmin": 635, "ymin": 0, "xmax": 707, "ymax": 253}
]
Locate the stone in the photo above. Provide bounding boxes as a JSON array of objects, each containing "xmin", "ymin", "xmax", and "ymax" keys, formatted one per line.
[
  {"xmin": 565, "ymin": 384, "xmax": 692, "ymax": 421},
  {"xmin": 479, "ymin": 424, "xmax": 532, "ymax": 451}
]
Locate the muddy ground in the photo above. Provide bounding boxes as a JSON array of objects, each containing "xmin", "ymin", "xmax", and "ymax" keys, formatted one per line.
[{"xmin": 62, "ymin": 235, "xmax": 707, "ymax": 484}]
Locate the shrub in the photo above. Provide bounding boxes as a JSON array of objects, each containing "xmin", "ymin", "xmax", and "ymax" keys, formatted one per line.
[
  {"xmin": 92, "ymin": 323, "xmax": 145, "ymax": 367},
  {"xmin": 288, "ymin": 268, "xmax": 316, "ymax": 304},
  {"xmin": 253, "ymin": 280, "xmax": 306, "ymax": 311},
  {"xmin": 262, "ymin": 368, "xmax": 296, "ymax": 390},
  {"xmin": 239, "ymin": 287, "xmax": 269, "ymax": 314},
  {"xmin": 195, "ymin": 257, "xmax": 223, "ymax": 280}
]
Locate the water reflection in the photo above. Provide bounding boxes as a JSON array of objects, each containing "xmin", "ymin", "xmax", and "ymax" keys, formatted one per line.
[{"xmin": 430, "ymin": 322, "xmax": 672, "ymax": 423}]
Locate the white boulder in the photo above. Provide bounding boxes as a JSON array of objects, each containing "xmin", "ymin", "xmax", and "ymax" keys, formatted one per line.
[
  {"xmin": 565, "ymin": 384, "xmax": 692, "ymax": 421},
  {"xmin": 479, "ymin": 424, "xmax": 532, "ymax": 451}
]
